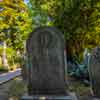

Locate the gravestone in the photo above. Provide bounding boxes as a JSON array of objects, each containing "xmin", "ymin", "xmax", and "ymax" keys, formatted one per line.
[
  {"xmin": 89, "ymin": 46, "xmax": 100, "ymax": 97},
  {"xmin": 24, "ymin": 27, "xmax": 67, "ymax": 95}
]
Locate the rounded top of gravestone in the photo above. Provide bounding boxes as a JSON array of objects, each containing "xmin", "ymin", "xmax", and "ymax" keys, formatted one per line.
[
  {"xmin": 28, "ymin": 26, "xmax": 64, "ymax": 39},
  {"xmin": 26, "ymin": 26, "xmax": 65, "ymax": 53}
]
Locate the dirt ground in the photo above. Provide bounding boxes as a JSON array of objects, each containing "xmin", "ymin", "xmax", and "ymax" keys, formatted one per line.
[
  {"xmin": 68, "ymin": 76, "xmax": 100, "ymax": 100},
  {"xmin": 0, "ymin": 77, "xmax": 26, "ymax": 100}
]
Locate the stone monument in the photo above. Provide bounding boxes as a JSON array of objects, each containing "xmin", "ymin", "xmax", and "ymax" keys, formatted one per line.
[
  {"xmin": 22, "ymin": 27, "xmax": 77, "ymax": 100},
  {"xmin": 89, "ymin": 46, "xmax": 100, "ymax": 97}
]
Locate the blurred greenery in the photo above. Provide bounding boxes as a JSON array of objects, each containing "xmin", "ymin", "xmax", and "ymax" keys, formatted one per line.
[
  {"xmin": 0, "ymin": 47, "xmax": 23, "ymax": 70},
  {"xmin": 0, "ymin": 0, "xmax": 32, "ymax": 49},
  {"xmin": 0, "ymin": 66, "xmax": 8, "ymax": 72},
  {"xmin": 28, "ymin": 0, "xmax": 100, "ymax": 60},
  {"xmin": 0, "ymin": 0, "xmax": 100, "ymax": 70},
  {"xmin": 0, "ymin": 0, "xmax": 32, "ymax": 69}
]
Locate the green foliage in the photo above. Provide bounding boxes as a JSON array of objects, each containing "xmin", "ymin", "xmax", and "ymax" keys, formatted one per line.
[
  {"xmin": 28, "ymin": 0, "xmax": 52, "ymax": 28},
  {"xmin": 0, "ymin": 47, "xmax": 22, "ymax": 66},
  {"xmin": 0, "ymin": 0, "xmax": 32, "ymax": 50},
  {"xmin": 29, "ymin": 0, "xmax": 100, "ymax": 58},
  {"xmin": 6, "ymin": 48, "xmax": 17, "ymax": 65},
  {"xmin": 0, "ymin": 0, "xmax": 33, "ymax": 68},
  {"xmin": 0, "ymin": 66, "xmax": 8, "ymax": 72}
]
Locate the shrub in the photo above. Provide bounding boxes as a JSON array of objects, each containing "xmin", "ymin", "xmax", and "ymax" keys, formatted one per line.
[{"xmin": 0, "ymin": 66, "xmax": 9, "ymax": 72}]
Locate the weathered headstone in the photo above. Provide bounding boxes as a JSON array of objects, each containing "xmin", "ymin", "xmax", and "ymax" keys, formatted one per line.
[
  {"xmin": 89, "ymin": 46, "xmax": 100, "ymax": 97},
  {"xmin": 24, "ymin": 27, "xmax": 67, "ymax": 95}
]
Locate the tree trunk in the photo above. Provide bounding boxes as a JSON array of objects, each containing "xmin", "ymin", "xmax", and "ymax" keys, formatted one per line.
[{"xmin": 2, "ymin": 41, "xmax": 8, "ymax": 69}]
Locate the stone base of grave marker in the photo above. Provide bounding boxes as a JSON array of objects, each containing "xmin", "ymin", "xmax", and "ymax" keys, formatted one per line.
[{"xmin": 21, "ymin": 92, "xmax": 77, "ymax": 100}]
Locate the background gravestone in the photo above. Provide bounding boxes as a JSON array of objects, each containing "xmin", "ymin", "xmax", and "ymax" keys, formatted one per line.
[
  {"xmin": 24, "ymin": 27, "xmax": 67, "ymax": 95},
  {"xmin": 89, "ymin": 46, "xmax": 100, "ymax": 97}
]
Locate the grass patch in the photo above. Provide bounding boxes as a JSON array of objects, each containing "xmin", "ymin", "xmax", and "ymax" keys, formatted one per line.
[
  {"xmin": 8, "ymin": 78, "xmax": 27, "ymax": 99},
  {"xmin": 68, "ymin": 77, "xmax": 91, "ymax": 96},
  {"xmin": 0, "ymin": 66, "xmax": 8, "ymax": 72}
]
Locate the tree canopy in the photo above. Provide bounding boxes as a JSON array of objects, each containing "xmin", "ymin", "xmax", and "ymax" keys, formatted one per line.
[
  {"xmin": 0, "ymin": 0, "xmax": 100, "ymax": 61},
  {"xmin": 29, "ymin": 0, "xmax": 100, "ymax": 59},
  {"xmin": 0, "ymin": 0, "xmax": 32, "ymax": 50}
]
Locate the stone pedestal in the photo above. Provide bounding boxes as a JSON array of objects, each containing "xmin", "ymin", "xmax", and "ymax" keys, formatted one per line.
[{"xmin": 21, "ymin": 92, "xmax": 77, "ymax": 100}]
